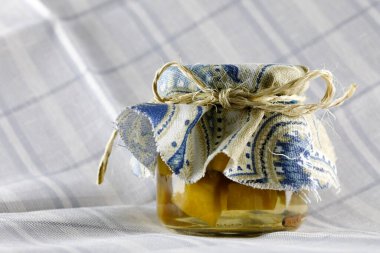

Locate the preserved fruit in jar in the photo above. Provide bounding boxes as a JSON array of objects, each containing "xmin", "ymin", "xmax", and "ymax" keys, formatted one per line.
[{"xmin": 156, "ymin": 155, "xmax": 308, "ymax": 235}]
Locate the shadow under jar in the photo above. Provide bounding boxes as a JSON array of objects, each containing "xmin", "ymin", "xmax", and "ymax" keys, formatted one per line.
[{"xmin": 156, "ymin": 153, "xmax": 308, "ymax": 236}]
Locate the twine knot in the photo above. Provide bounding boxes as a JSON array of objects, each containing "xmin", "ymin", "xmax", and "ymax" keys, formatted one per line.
[{"xmin": 217, "ymin": 88, "xmax": 237, "ymax": 108}]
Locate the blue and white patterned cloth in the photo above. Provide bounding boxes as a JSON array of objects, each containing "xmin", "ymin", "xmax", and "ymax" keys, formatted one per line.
[{"xmin": 117, "ymin": 64, "xmax": 338, "ymax": 192}]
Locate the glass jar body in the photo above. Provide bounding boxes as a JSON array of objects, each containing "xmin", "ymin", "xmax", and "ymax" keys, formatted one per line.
[{"xmin": 156, "ymin": 155, "xmax": 308, "ymax": 235}]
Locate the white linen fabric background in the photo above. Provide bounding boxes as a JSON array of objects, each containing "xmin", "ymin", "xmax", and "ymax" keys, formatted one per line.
[{"xmin": 0, "ymin": 0, "xmax": 379, "ymax": 252}]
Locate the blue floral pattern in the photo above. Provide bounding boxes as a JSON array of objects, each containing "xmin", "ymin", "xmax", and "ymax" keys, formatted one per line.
[{"xmin": 116, "ymin": 64, "xmax": 338, "ymax": 192}]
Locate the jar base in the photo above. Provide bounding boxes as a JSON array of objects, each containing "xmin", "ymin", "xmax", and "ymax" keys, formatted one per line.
[{"xmin": 161, "ymin": 211, "xmax": 305, "ymax": 236}]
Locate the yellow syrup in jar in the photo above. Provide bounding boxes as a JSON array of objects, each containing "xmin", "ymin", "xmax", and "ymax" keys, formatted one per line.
[{"xmin": 156, "ymin": 154, "xmax": 308, "ymax": 235}]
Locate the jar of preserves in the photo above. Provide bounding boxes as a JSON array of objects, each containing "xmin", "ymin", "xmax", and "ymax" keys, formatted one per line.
[
  {"xmin": 98, "ymin": 62, "xmax": 355, "ymax": 236},
  {"xmin": 156, "ymin": 154, "xmax": 308, "ymax": 235}
]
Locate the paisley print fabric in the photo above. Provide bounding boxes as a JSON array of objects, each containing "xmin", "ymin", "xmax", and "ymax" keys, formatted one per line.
[{"xmin": 117, "ymin": 64, "xmax": 338, "ymax": 192}]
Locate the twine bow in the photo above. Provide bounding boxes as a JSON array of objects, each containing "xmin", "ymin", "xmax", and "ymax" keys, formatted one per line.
[
  {"xmin": 97, "ymin": 61, "xmax": 356, "ymax": 184},
  {"xmin": 152, "ymin": 62, "xmax": 357, "ymax": 117}
]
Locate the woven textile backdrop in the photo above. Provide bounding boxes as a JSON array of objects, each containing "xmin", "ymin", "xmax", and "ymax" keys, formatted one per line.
[{"xmin": 0, "ymin": 0, "xmax": 379, "ymax": 252}]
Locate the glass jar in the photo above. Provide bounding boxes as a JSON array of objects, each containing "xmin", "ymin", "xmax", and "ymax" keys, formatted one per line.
[
  {"xmin": 97, "ymin": 62, "xmax": 348, "ymax": 236},
  {"xmin": 156, "ymin": 153, "xmax": 308, "ymax": 235}
]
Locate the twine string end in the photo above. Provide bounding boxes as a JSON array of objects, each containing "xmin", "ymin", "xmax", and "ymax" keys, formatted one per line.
[{"xmin": 97, "ymin": 129, "xmax": 118, "ymax": 185}]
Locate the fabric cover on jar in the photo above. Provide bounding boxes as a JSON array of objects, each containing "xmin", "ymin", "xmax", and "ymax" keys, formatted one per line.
[{"xmin": 116, "ymin": 64, "xmax": 338, "ymax": 193}]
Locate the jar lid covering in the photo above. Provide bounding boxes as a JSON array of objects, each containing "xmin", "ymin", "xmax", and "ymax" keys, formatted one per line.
[{"xmin": 116, "ymin": 64, "xmax": 339, "ymax": 192}]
